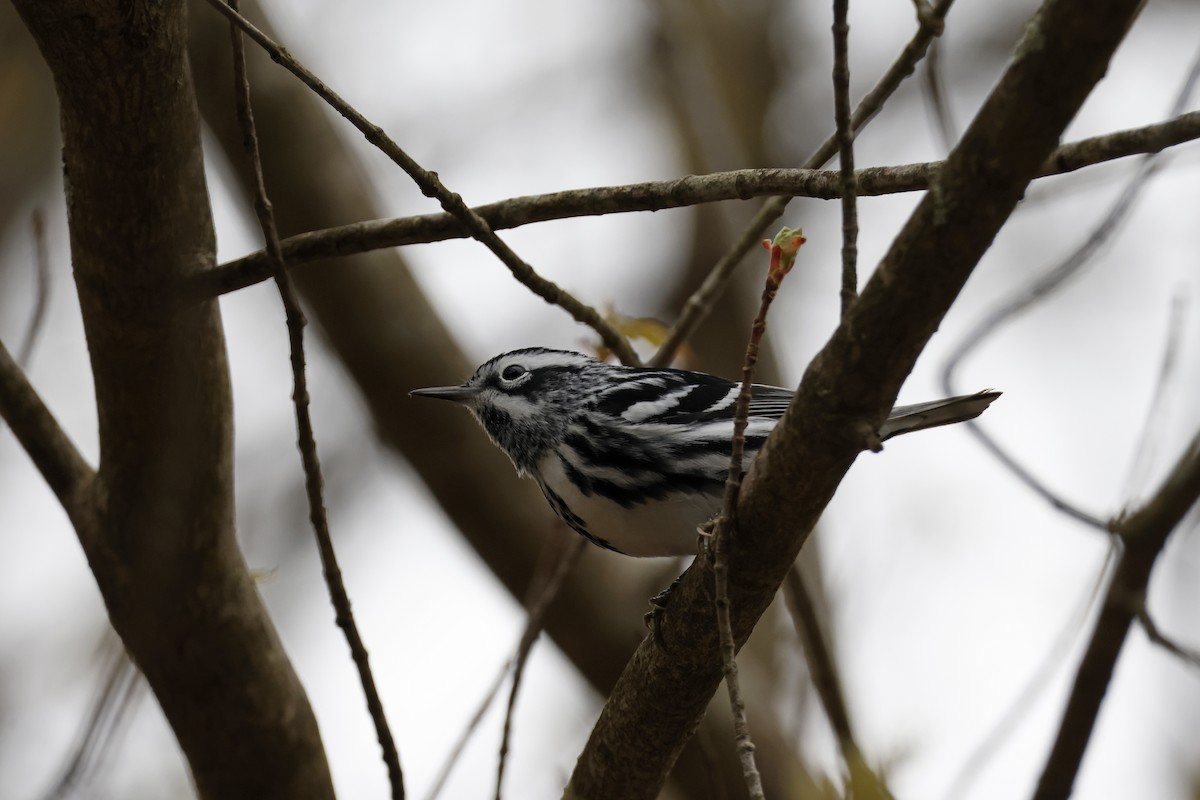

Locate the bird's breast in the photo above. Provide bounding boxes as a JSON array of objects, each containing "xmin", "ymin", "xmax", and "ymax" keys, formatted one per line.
[{"xmin": 534, "ymin": 453, "xmax": 719, "ymax": 557}]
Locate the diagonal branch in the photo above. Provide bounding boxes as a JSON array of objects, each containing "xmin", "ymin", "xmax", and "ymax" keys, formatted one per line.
[
  {"xmin": 649, "ymin": 0, "xmax": 956, "ymax": 366},
  {"xmin": 1032, "ymin": 432, "xmax": 1200, "ymax": 800},
  {"xmin": 565, "ymin": 0, "xmax": 1146, "ymax": 795},
  {"xmin": 224, "ymin": 4, "xmax": 406, "ymax": 796},
  {"xmin": 0, "ymin": 336, "xmax": 94, "ymax": 526},
  {"xmin": 201, "ymin": 0, "xmax": 638, "ymax": 366},
  {"xmin": 186, "ymin": 111, "xmax": 1200, "ymax": 303},
  {"xmin": 941, "ymin": 47, "xmax": 1200, "ymax": 532}
]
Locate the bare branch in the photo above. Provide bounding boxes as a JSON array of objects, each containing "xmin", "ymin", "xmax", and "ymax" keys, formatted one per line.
[
  {"xmin": 0, "ymin": 336, "xmax": 93, "ymax": 525},
  {"xmin": 11, "ymin": 0, "xmax": 336, "ymax": 794},
  {"xmin": 708, "ymin": 230, "xmax": 805, "ymax": 800},
  {"xmin": 38, "ymin": 634, "xmax": 143, "ymax": 800},
  {"xmin": 224, "ymin": 4, "xmax": 405, "ymax": 796},
  {"xmin": 940, "ymin": 539, "xmax": 1120, "ymax": 800},
  {"xmin": 782, "ymin": 563, "xmax": 891, "ymax": 793},
  {"xmin": 425, "ymin": 669, "xmax": 507, "ymax": 800},
  {"xmin": 832, "ymin": 0, "xmax": 859, "ymax": 318},
  {"xmin": 17, "ymin": 208, "xmax": 52, "ymax": 366},
  {"xmin": 566, "ymin": 0, "xmax": 1147, "ymax": 794},
  {"xmin": 650, "ymin": 0, "xmax": 955, "ymax": 366},
  {"xmin": 187, "ymin": 111, "xmax": 1200, "ymax": 304},
  {"xmin": 495, "ymin": 537, "xmax": 585, "ymax": 800},
  {"xmin": 1137, "ymin": 606, "xmax": 1200, "ymax": 671},
  {"xmin": 425, "ymin": 536, "xmax": 584, "ymax": 800},
  {"xmin": 1033, "ymin": 432, "xmax": 1200, "ymax": 800},
  {"xmin": 920, "ymin": 38, "xmax": 957, "ymax": 153},
  {"xmin": 942, "ymin": 48, "xmax": 1200, "ymax": 531},
  {"xmin": 201, "ymin": 0, "xmax": 638, "ymax": 366}
]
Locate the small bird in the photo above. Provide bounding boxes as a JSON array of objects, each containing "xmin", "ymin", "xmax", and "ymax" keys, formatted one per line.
[{"xmin": 412, "ymin": 348, "xmax": 999, "ymax": 558}]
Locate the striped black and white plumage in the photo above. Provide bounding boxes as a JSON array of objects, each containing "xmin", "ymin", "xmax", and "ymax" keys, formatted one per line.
[{"xmin": 412, "ymin": 348, "xmax": 999, "ymax": 557}]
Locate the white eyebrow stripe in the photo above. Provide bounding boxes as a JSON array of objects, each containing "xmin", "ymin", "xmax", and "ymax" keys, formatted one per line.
[
  {"xmin": 621, "ymin": 384, "xmax": 696, "ymax": 422},
  {"xmin": 498, "ymin": 350, "xmax": 594, "ymax": 373}
]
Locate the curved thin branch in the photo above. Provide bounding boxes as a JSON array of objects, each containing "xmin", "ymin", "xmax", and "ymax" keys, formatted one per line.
[
  {"xmin": 0, "ymin": 336, "xmax": 94, "ymax": 526},
  {"xmin": 941, "ymin": 48, "xmax": 1200, "ymax": 531},
  {"xmin": 940, "ymin": 538, "xmax": 1120, "ymax": 800},
  {"xmin": 202, "ymin": 0, "xmax": 638, "ymax": 366},
  {"xmin": 1137, "ymin": 606, "xmax": 1200, "ymax": 671},
  {"xmin": 183, "ymin": 111, "xmax": 1200, "ymax": 305},
  {"xmin": 1032, "ymin": 432, "xmax": 1200, "ymax": 800},
  {"xmin": 18, "ymin": 209, "xmax": 53, "ymax": 366},
  {"xmin": 224, "ymin": 5, "xmax": 405, "ymax": 796},
  {"xmin": 494, "ymin": 537, "xmax": 585, "ymax": 800},
  {"xmin": 782, "ymin": 566, "xmax": 891, "ymax": 800},
  {"xmin": 649, "ymin": 0, "xmax": 956, "ymax": 366}
]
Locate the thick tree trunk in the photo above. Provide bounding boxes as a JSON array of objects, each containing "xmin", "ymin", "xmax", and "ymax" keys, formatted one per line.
[{"xmin": 9, "ymin": 2, "xmax": 334, "ymax": 797}]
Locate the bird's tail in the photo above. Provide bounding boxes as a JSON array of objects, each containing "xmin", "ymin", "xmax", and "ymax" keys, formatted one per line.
[{"xmin": 880, "ymin": 390, "xmax": 1001, "ymax": 441}]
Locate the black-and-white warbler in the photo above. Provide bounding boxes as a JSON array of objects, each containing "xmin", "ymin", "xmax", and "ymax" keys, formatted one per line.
[{"xmin": 412, "ymin": 348, "xmax": 999, "ymax": 557}]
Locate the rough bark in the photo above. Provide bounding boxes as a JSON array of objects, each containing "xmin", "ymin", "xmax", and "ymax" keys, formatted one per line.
[{"xmin": 9, "ymin": 1, "xmax": 333, "ymax": 797}]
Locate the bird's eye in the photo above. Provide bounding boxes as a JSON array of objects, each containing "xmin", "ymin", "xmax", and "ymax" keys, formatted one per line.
[{"xmin": 501, "ymin": 364, "xmax": 527, "ymax": 382}]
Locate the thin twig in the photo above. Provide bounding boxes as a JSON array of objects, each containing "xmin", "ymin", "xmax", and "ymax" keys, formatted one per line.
[
  {"xmin": 649, "ymin": 0, "xmax": 955, "ymax": 366},
  {"xmin": 941, "ymin": 45, "xmax": 1200, "ymax": 532},
  {"xmin": 224, "ymin": 5, "xmax": 405, "ymax": 797},
  {"xmin": 495, "ymin": 537, "xmax": 586, "ymax": 800},
  {"xmin": 940, "ymin": 537, "xmax": 1120, "ymax": 800},
  {"xmin": 920, "ymin": 37, "xmax": 957, "ymax": 152},
  {"xmin": 777, "ymin": 563, "xmax": 892, "ymax": 796},
  {"xmin": 832, "ymin": 0, "xmax": 859, "ymax": 319},
  {"xmin": 203, "ymin": 0, "xmax": 637, "ymax": 368},
  {"xmin": 955, "ymin": 280, "xmax": 1194, "ymax": 798},
  {"xmin": 40, "ymin": 634, "xmax": 143, "ymax": 800},
  {"xmin": 426, "ymin": 536, "xmax": 584, "ymax": 800},
  {"xmin": 711, "ymin": 229, "xmax": 805, "ymax": 800},
  {"xmin": 18, "ymin": 209, "xmax": 52, "ymax": 367},
  {"xmin": 424, "ymin": 667, "xmax": 509, "ymax": 800},
  {"xmin": 188, "ymin": 110, "xmax": 1200, "ymax": 303},
  {"xmin": 1122, "ymin": 294, "xmax": 1188, "ymax": 501},
  {"xmin": 1136, "ymin": 606, "xmax": 1200, "ymax": 671},
  {"xmin": 1033, "ymin": 432, "xmax": 1200, "ymax": 800}
]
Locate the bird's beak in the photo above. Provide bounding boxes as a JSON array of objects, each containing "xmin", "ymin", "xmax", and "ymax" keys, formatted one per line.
[{"xmin": 410, "ymin": 384, "xmax": 479, "ymax": 404}]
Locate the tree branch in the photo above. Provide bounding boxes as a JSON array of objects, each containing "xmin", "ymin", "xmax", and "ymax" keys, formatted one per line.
[
  {"xmin": 185, "ymin": 111, "xmax": 1200, "ymax": 303},
  {"xmin": 187, "ymin": 4, "xmax": 817, "ymax": 798},
  {"xmin": 0, "ymin": 336, "xmax": 93, "ymax": 526},
  {"xmin": 1136, "ymin": 606, "xmax": 1200, "ymax": 671},
  {"xmin": 224, "ymin": 3, "xmax": 405, "ymax": 795},
  {"xmin": 565, "ymin": 0, "xmax": 1146, "ymax": 795},
  {"xmin": 782, "ymin": 564, "xmax": 885, "ymax": 788},
  {"xmin": 832, "ymin": 0, "xmax": 859, "ymax": 318},
  {"xmin": 10, "ymin": 1, "xmax": 335, "ymax": 796},
  {"xmin": 941, "ymin": 46, "xmax": 1200, "ymax": 532},
  {"xmin": 649, "ymin": 0, "xmax": 956, "ymax": 366},
  {"xmin": 1032, "ymin": 432, "xmax": 1200, "ymax": 800},
  {"xmin": 201, "ymin": 0, "xmax": 638, "ymax": 365}
]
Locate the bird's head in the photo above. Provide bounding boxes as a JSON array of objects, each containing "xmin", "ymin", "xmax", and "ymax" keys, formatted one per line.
[{"xmin": 410, "ymin": 348, "xmax": 600, "ymax": 472}]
